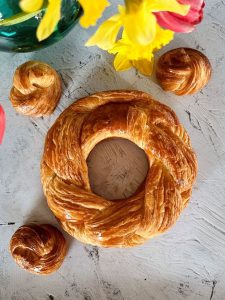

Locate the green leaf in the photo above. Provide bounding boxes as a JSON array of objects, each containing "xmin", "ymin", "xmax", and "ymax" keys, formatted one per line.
[{"xmin": 0, "ymin": 10, "xmax": 43, "ymax": 26}]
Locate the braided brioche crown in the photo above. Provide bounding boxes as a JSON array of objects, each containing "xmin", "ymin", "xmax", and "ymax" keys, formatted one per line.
[
  {"xmin": 10, "ymin": 61, "xmax": 62, "ymax": 117},
  {"xmin": 41, "ymin": 90, "xmax": 197, "ymax": 247},
  {"xmin": 10, "ymin": 224, "xmax": 67, "ymax": 274},
  {"xmin": 156, "ymin": 48, "xmax": 212, "ymax": 96}
]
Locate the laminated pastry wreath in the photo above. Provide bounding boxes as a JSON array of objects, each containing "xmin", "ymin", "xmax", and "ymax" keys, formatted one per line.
[{"xmin": 41, "ymin": 90, "xmax": 197, "ymax": 247}]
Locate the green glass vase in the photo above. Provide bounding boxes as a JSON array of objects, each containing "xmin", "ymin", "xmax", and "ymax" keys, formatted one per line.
[{"xmin": 0, "ymin": 0, "xmax": 81, "ymax": 52}]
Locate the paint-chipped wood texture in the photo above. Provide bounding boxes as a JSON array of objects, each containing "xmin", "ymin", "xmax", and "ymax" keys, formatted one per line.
[{"xmin": 0, "ymin": 1, "xmax": 225, "ymax": 299}]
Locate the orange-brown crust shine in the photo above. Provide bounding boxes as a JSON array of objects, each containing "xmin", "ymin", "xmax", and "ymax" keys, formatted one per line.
[
  {"xmin": 156, "ymin": 48, "xmax": 212, "ymax": 96},
  {"xmin": 41, "ymin": 90, "xmax": 198, "ymax": 247},
  {"xmin": 10, "ymin": 224, "xmax": 67, "ymax": 274},
  {"xmin": 10, "ymin": 61, "xmax": 62, "ymax": 117}
]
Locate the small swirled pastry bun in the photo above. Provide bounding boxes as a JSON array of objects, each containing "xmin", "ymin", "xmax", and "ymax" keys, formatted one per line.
[
  {"xmin": 10, "ymin": 224, "xmax": 67, "ymax": 275},
  {"xmin": 10, "ymin": 61, "xmax": 62, "ymax": 117},
  {"xmin": 156, "ymin": 48, "xmax": 212, "ymax": 96}
]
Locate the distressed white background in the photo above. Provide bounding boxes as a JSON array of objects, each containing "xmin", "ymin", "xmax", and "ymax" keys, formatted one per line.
[{"xmin": 0, "ymin": 1, "xmax": 225, "ymax": 299}]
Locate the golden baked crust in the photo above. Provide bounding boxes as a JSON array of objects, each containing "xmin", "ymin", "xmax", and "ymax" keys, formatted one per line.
[
  {"xmin": 10, "ymin": 224, "xmax": 67, "ymax": 274},
  {"xmin": 41, "ymin": 90, "xmax": 197, "ymax": 247},
  {"xmin": 10, "ymin": 61, "xmax": 62, "ymax": 117},
  {"xmin": 156, "ymin": 48, "xmax": 212, "ymax": 96}
]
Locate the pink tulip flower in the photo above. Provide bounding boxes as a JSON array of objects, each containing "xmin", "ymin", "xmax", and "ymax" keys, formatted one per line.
[
  {"xmin": 0, "ymin": 105, "xmax": 5, "ymax": 144},
  {"xmin": 154, "ymin": 0, "xmax": 205, "ymax": 33}
]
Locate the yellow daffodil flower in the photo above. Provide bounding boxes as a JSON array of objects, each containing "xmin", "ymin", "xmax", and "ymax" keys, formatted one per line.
[
  {"xmin": 20, "ymin": 0, "xmax": 110, "ymax": 41},
  {"xmin": 19, "ymin": 0, "xmax": 191, "ymax": 76},
  {"xmin": 86, "ymin": 0, "xmax": 189, "ymax": 49},
  {"xmin": 79, "ymin": 0, "xmax": 110, "ymax": 28},
  {"xmin": 20, "ymin": 0, "xmax": 62, "ymax": 41},
  {"xmin": 108, "ymin": 26, "xmax": 174, "ymax": 76}
]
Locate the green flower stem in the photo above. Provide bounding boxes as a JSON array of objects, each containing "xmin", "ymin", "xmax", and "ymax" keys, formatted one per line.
[{"xmin": 0, "ymin": 4, "xmax": 47, "ymax": 27}]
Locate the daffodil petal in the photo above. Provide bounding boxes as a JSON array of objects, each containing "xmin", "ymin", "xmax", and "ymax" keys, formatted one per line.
[
  {"xmin": 86, "ymin": 14, "xmax": 121, "ymax": 50},
  {"xmin": 20, "ymin": 0, "xmax": 44, "ymax": 13},
  {"xmin": 146, "ymin": 0, "xmax": 190, "ymax": 16},
  {"xmin": 153, "ymin": 25, "xmax": 174, "ymax": 50},
  {"xmin": 114, "ymin": 54, "xmax": 132, "ymax": 71},
  {"xmin": 79, "ymin": 0, "xmax": 110, "ymax": 28},
  {"xmin": 123, "ymin": 6, "xmax": 157, "ymax": 45},
  {"xmin": 109, "ymin": 35, "xmax": 130, "ymax": 55},
  {"xmin": 37, "ymin": 0, "xmax": 62, "ymax": 41},
  {"xmin": 132, "ymin": 58, "xmax": 154, "ymax": 76}
]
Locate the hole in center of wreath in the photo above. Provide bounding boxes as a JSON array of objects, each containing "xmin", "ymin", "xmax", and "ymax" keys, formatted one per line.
[{"xmin": 87, "ymin": 137, "xmax": 149, "ymax": 200}]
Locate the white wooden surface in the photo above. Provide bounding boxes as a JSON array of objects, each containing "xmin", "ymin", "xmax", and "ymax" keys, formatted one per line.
[{"xmin": 1, "ymin": 1, "xmax": 225, "ymax": 299}]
